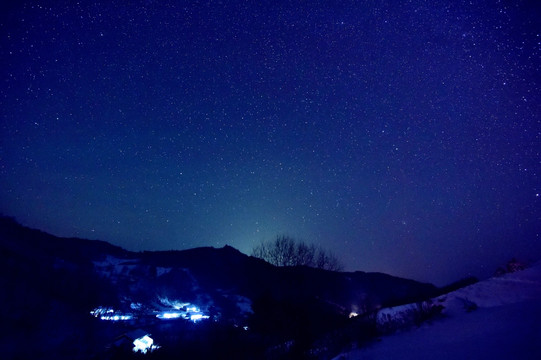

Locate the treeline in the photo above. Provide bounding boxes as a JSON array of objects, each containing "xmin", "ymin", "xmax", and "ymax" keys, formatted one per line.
[{"xmin": 252, "ymin": 235, "xmax": 343, "ymax": 271}]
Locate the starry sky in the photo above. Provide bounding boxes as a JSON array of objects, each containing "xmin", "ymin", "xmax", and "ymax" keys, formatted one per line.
[{"xmin": 1, "ymin": 0, "xmax": 540, "ymax": 285}]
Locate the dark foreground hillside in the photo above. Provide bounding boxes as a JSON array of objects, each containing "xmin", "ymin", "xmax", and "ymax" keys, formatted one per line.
[{"xmin": 0, "ymin": 216, "xmax": 437, "ymax": 359}]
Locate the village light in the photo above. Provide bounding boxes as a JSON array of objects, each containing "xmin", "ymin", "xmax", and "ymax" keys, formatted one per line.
[
  {"xmin": 156, "ymin": 312, "xmax": 182, "ymax": 319},
  {"xmin": 190, "ymin": 314, "xmax": 210, "ymax": 322},
  {"xmin": 133, "ymin": 335, "xmax": 154, "ymax": 354},
  {"xmin": 121, "ymin": 329, "xmax": 160, "ymax": 354}
]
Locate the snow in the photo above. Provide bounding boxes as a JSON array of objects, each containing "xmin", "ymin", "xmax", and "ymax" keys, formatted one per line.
[
  {"xmin": 235, "ymin": 295, "xmax": 253, "ymax": 315},
  {"xmin": 334, "ymin": 261, "xmax": 541, "ymax": 360},
  {"xmin": 217, "ymin": 291, "xmax": 253, "ymax": 315},
  {"xmin": 93, "ymin": 255, "xmax": 139, "ymax": 279},
  {"xmin": 93, "ymin": 255, "xmax": 137, "ymax": 268},
  {"xmin": 436, "ymin": 262, "xmax": 541, "ymax": 314},
  {"xmin": 377, "ymin": 303, "xmax": 420, "ymax": 327},
  {"xmin": 156, "ymin": 267, "xmax": 172, "ymax": 277}
]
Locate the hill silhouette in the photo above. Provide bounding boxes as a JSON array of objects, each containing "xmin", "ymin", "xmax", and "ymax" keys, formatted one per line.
[{"xmin": 0, "ymin": 216, "xmax": 438, "ymax": 359}]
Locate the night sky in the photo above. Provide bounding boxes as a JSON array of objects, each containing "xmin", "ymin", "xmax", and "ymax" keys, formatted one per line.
[{"xmin": 1, "ymin": 0, "xmax": 540, "ymax": 285}]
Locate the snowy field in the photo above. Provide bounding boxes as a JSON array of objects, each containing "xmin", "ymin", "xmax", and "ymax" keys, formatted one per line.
[{"xmin": 335, "ymin": 262, "xmax": 541, "ymax": 360}]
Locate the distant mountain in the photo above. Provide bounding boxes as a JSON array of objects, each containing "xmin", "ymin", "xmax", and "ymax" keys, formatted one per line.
[{"xmin": 0, "ymin": 216, "xmax": 438, "ymax": 359}]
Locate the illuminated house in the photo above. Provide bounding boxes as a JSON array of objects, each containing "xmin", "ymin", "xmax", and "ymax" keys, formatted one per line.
[
  {"xmin": 114, "ymin": 329, "xmax": 158, "ymax": 354},
  {"xmin": 133, "ymin": 336, "xmax": 153, "ymax": 353}
]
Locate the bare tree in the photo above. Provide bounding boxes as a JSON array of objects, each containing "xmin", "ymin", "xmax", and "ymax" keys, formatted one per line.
[
  {"xmin": 315, "ymin": 250, "xmax": 342, "ymax": 272},
  {"xmin": 252, "ymin": 235, "xmax": 343, "ymax": 271},
  {"xmin": 294, "ymin": 242, "xmax": 316, "ymax": 267}
]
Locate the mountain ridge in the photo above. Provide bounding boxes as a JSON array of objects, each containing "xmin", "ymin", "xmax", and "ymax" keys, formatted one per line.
[
  {"xmin": 0, "ymin": 215, "xmax": 439, "ymax": 359},
  {"xmin": 0, "ymin": 215, "xmax": 438, "ymax": 306}
]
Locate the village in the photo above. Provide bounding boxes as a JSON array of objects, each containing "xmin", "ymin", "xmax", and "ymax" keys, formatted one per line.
[{"xmin": 90, "ymin": 298, "xmax": 211, "ymax": 354}]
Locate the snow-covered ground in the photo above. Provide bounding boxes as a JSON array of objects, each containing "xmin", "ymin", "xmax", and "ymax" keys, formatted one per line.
[
  {"xmin": 334, "ymin": 261, "xmax": 541, "ymax": 360},
  {"xmin": 156, "ymin": 266, "xmax": 173, "ymax": 277},
  {"xmin": 93, "ymin": 255, "xmax": 140, "ymax": 279}
]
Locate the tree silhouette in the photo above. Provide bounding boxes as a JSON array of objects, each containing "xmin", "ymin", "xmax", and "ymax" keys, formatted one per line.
[{"xmin": 252, "ymin": 235, "xmax": 343, "ymax": 271}]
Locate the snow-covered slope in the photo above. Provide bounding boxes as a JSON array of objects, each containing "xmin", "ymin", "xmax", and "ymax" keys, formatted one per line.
[
  {"xmin": 437, "ymin": 261, "xmax": 541, "ymax": 315},
  {"xmin": 335, "ymin": 262, "xmax": 541, "ymax": 360}
]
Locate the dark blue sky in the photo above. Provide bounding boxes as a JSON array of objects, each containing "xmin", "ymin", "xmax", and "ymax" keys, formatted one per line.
[{"xmin": 1, "ymin": 0, "xmax": 539, "ymax": 285}]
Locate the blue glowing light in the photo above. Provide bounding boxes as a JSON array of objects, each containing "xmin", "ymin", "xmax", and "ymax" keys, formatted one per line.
[
  {"xmin": 156, "ymin": 312, "xmax": 182, "ymax": 319},
  {"xmin": 133, "ymin": 335, "xmax": 154, "ymax": 354}
]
